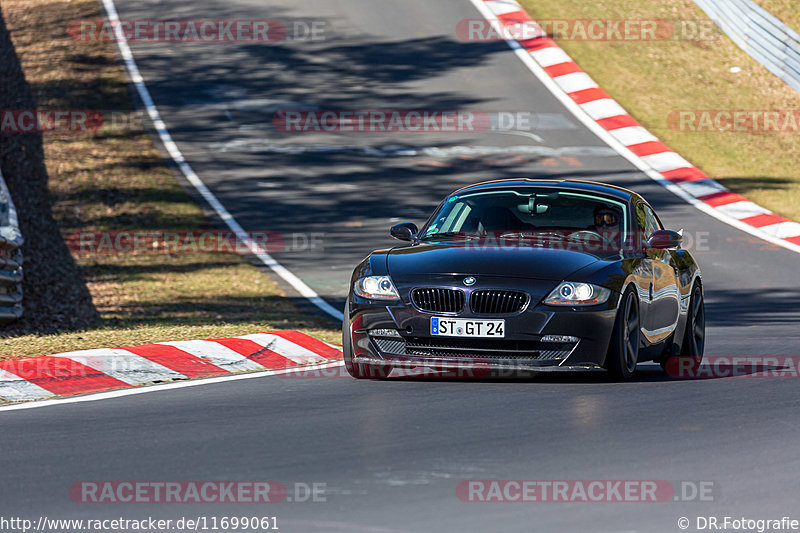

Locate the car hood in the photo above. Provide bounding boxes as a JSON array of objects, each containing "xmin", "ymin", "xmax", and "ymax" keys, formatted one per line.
[{"xmin": 386, "ymin": 241, "xmax": 611, "ymax": 281}]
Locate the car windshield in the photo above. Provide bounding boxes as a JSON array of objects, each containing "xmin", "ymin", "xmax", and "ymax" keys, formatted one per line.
[{"xmin": 421, "ymin": 188, "xmax": 629, "ymax": 248}]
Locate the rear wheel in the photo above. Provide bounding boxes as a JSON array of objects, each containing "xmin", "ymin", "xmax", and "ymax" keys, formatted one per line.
[
  {"xmin": 661, "ymin": 283, "xmax": 704, "ymax": 375},
  {"xmin": 342, "ymin": 303, "xmax": 392, "ymax": 379},
  {"xmin": 607, "ymin": 288, "xmax": 640, "ymax": 380}
]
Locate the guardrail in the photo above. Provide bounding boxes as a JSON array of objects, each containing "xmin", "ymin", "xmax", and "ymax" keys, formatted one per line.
[
  {"xmin": 693, "ymin": 0, "xmax": 800, "ymax": 93},
  {"xmin": 0, "ymin": 168, "xmax": 23, "ymax": 324}
]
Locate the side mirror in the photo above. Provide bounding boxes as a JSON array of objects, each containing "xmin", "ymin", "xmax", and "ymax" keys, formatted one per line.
[
  {"xmin": 390, "ymin": 222, "xmax": 418, "ymax": 242},
  {"xmin": 646, "ymin": 229, "xmax": 682, "ymax": 250}
]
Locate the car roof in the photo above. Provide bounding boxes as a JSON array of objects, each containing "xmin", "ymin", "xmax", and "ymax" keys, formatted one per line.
[{"xmin": 450, "ymin": 179, "xmax": 638, "ymax": 203}]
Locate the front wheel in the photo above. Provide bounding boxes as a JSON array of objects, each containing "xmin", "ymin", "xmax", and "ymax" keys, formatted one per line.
[
  {"xmin": 606, "ymin": 288, "xmax": 640, "ymax": 380},
  {"xmin": 342, "ymin": 303, "xmax": 392, "ymax": 379}
]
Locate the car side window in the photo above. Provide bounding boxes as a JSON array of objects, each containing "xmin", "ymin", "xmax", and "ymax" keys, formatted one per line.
[
  {"xmin": 643, "ymin": 205, "xmax": 662, "ymax": 235},
  {"xmin": 635, "ymin": 203, "xmax": 662, "ymax": 247},
  {"xmin": 634, "ymin": 203, "xmax": 648, "ymax": 237}
]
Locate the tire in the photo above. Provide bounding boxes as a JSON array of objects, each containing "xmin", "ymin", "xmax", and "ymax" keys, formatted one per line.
[
  {"xmin": 342, "ymin": 303, "xmax": 392, "ymax": 380},
  {"xmin": 661, "ymin": 283, "xmax": 705, "ymax": 375},
  {"xmin": 606, "ymin": 287, "xmax": 640, "ymax": 380}
]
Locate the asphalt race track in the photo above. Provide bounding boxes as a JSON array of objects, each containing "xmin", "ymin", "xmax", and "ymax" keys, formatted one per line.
[{"xmin": 2, "ymin": 0, "xmax": 800, "ymax": 531}]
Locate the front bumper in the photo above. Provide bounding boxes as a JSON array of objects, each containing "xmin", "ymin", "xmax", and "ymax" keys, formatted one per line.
[
  {"xmin": 352, "ymin": 355, "xmax": 607, "ymax": 376},
  {"xmin": 347, "ymin": 290, "xmax": 620, "ymax": 374}
]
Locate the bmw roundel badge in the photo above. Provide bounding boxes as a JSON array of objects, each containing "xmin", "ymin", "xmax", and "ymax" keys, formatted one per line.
[{"xmin": 463, "ymin": 276, "xmax": 476, "ymax": 286}]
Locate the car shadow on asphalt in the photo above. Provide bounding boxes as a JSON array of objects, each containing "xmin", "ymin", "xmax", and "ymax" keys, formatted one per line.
[
  {"xmin": 382, "ymin": 363, "xmax": 673, "ymax": 384},
  {"xmin": 381, "ymin": 359, "xmax": 799, "ymax": 384}
]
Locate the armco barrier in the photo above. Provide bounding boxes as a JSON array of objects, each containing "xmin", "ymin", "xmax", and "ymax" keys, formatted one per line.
[
  {"xmin": 0, "ymin": 168, "xmax": 23, "ymax": 324},
  {"xmin": 693, "ymin": 0, "xmax": 800, "ymax": 93}
]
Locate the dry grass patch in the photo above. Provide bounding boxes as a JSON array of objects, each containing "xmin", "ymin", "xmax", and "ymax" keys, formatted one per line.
[{"xmin": 0, "ymin": 0, "xmax": 338, "ymax": 359}]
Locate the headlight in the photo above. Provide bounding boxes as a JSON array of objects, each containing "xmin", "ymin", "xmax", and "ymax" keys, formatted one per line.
[
  {"xmin": 354, "ymin": 276, "xmax": 400, "ymax": 300},
  {"xmin": 544, "ymin": 282, "xmax": 611, "ymax": 306}
]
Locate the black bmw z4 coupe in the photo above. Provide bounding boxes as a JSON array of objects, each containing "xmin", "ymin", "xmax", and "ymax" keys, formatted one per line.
[{"xmin": 343, "ymin": 179, "xmax": 705, "ymax": 380}]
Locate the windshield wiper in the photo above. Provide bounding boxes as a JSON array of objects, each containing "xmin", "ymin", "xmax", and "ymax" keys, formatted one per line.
[
  {"xmin": 497, "ymin": 231, "xmax": 570, "ymax": 241},
  {"xmin": 420, "ymin": 232, "xmax": 473, "ymax": 241}
]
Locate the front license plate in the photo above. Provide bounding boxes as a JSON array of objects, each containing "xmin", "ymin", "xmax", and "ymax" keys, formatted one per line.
[{"xmin": 431, "ymin": 317, "xmax": 505, "ymax": 338}]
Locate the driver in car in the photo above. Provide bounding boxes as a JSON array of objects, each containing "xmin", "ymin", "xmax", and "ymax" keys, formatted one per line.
[{"xmin": 592, "ymin": 206, "xmax": 622, "ymax": 250}]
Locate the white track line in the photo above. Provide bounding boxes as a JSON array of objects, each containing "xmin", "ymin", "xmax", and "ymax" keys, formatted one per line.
[
  {"xmin": 0, "ymin": 360, "xmax": 345, "ymax": 413},
  {"xmin": 468, "ymin": 0, "xmax": 800, "ymax": 255},
  {"xmin": 100, "ymin": 0, "xmax": 343, "ymax": 321}
]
